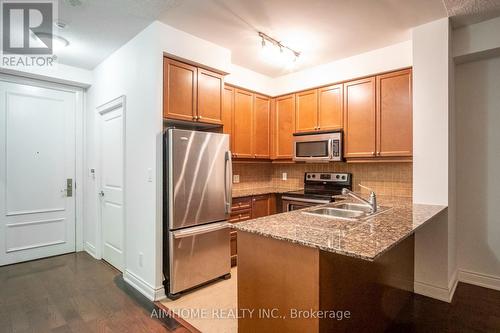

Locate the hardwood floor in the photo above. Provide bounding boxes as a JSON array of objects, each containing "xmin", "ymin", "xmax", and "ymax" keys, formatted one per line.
[
  {"xmin": 0, "ymin": 252, "xmax": 193, "ymax": 333},
  {"xmin": 389, "ymin": 282, "xmax": 500, "ymax": 332},
  {"xmin": 2, "ymin": 252, "xmax": 500, "ymax": 332}
]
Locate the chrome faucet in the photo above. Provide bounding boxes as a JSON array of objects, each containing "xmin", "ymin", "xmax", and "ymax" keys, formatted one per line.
[{"xmin": 341, "ymin": 186, "xmax": 377, "ymax": 213}]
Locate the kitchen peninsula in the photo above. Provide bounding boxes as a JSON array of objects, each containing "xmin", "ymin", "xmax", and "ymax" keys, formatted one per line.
[{"xmin": 232, "ymin": 196, "xmax": 446, "ymax": 333}]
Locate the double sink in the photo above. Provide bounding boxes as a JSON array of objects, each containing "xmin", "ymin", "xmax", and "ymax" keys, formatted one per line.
[{"xmin": 303, "ymin": 202, "xmax": 391, "ymax": 221}]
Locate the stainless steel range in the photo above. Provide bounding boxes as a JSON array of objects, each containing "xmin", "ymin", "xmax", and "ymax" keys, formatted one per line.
[{"xmin": 282, "ymin": 172, "xmax": 352, "ymax": 212}]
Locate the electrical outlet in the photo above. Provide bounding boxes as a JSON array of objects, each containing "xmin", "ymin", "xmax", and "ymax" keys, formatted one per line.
[
  {"xmin": 233, "ymin": 175, "xmax": 240, "ymax": 183},
  {"xmin": 282, "ymin": 172, "xmax": 287, "ymax": 181},
  {"xmin": 139, "ymin": 252, "xmax": 144, "ymax": 267}
]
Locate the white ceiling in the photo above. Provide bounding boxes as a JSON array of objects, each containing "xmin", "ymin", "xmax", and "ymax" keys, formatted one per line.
[
  {"xmin": 158, "ymin": 0, "xmax": 447, "ymax": 77},
  {"xmin": 53, "ymin": 0, "xmax": 500, "ymax": 75},
  {"xmin": 54, "ymin": 0, "xmax": 179, "ymax": 69},
  {"xmin": 443, "ymin": 0, "xmax": 500, "ymax": 26}
]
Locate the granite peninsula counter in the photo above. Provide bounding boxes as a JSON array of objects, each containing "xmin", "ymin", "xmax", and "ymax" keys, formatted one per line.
[
  {"xmin": 233, "ymin": 195, "xmax": 448, "ymax": 333},
  {"xmin": 231, "ymin": 196, "xmax": 447, "ymax": 261}
]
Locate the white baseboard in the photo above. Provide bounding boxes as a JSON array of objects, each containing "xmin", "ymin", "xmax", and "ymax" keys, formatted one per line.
[
  {"xmin": 123, "ymin": 269, "xmax": 166, "ymax": 301},
  {"xmin": 414, "ymin": 270, "xmax": 458, "ymax": 303},
  {"xmin": 459, "ymin": 269, "xmax": 500, "ymax": 291},
  {"xmin": 84, "ymin": 242, "xmax": 98, "ymax": 259}
]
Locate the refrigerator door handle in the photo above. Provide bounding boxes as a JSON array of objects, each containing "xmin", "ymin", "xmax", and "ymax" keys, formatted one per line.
[
  {"xmin": 172, "ymin": 222, "xmax": 229, "ymax": 239},
  {"xmin": 224, "ymin": 150, "xmax": 232, "ymax": 214}
]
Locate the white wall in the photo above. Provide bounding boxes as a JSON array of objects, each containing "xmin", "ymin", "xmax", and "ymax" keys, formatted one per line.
[
  {"xmin": 455, "ymin": 56, "xmax": 500, "ymax": 290},
  {"xmin": 412, "ymin": 17, "xmax": 457, "ymax": 302},
  {"xmin": 271, "ymin": 41, "xmax": 412, "ymax": 96},
  {"xmin": 225, "ymin": 63, "xmax": 274, "ymax": 95},
  {"xmin": 0, "ymin": 63, "xmax": 92, "ymax": 87}
]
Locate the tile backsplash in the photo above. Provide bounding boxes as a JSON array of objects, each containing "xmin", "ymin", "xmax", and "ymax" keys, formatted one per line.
[{"xmin": 233, "ymin": 162, "xmax": 412, "ymax": 198}]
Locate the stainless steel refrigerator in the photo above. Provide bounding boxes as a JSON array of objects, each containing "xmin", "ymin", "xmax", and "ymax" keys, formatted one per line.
[{"xmin": 163, "ymin": 128, "xmax": 232, "ymax": 299}]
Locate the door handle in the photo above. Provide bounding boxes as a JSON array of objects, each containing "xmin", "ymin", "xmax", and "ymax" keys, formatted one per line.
[
  {"xmin": 224, "ymin": 151, "xmax": 233, "ymax": 214},
  {"xmin": 172, "ymin": 222, "xmax": 229, "ymax": 239},
  {"xmin": 98, "ymin": 190, "xmax": 105, "ymax": 197},
  {"xmin": 66, "ymin": 178, "xmax": 73, "ymax": 197}
]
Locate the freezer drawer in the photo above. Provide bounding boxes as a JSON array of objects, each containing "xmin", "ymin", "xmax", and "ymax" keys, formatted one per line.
[{"xmin": 168, "ymin": 222, "xmax": 230, "ymax": 294}]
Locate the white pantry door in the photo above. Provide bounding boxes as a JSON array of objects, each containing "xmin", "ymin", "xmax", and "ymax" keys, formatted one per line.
[
  {"xmin": 0, "ymin": 80, "xmax": 76, "ymax": 266},
  {"xmin": 99, "ymin": 101, "xmax": 125, "ymax": 271}
]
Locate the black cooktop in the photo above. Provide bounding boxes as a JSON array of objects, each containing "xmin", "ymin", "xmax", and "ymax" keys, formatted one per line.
[{"xmin": 283, "ymin": 172, "xmax": 352, "ymax": 202}]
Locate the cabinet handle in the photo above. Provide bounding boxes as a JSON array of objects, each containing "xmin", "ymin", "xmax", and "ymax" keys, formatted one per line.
[
  {"xmin": 372, "ymin": 152, "xmax": 376, "ymax": 156},
  {"xmin": 192, "ymin": 116, "xmax": 197, "ymax": 121},
  {"xmin": 198, "ymin": 115, "xmax": 202, "ymax": 120},
  {"xmin": 376, "ymin": 151, "xmax": 380, "ymax": 156}
]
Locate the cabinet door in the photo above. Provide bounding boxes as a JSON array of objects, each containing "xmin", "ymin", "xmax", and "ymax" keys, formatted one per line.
[
  {"xmin": 274, "ymin": 94, "xmax": 295, "ymax": 159},
  {"xmin": 197, "ymin": 68, "xmax": 223, "ymax": 124},
  {"xmin": 233, "ymin": 89, "xmax": 253, "ymax": 158},
  {"xmin": 318, "ymin": 84, "xmax": 343, "ymax": 131},
  {"xmin": 344, "ymin": 77, "xmax": 376, "ymax": 158},
  {"xmin": 376, "ymin": 69, "xmax": 412, "ymax": 157},
  {"xmin": 222, "ymin": 86, "xmax": 234, "ymax": 148},
  {"xmin": 163, "ymin": 57, "xmax": 197, "ymax": 121},
  {"xmin": 251, "ymin": 195, "xmax": 270, "ymax": 219},
  {"xmin": 253, "ymin": 94, "xmax": 271, "ymax": 158},
  {"xmin": 295, "ymin": 89, "xmax": 318, "ymax": 133}
]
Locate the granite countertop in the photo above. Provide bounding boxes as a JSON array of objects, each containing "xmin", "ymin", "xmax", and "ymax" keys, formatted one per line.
[
  {"xmin": 232, "ymin": 186, "xmax": 303, "ymax": 198},
  {"xmin": 231, "ymin": 195, "xmax": 447, "ymax": 261}
]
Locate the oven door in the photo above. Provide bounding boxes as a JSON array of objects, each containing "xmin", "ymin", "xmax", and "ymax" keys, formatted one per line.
[{"xmin": 282, "ymin": 196, "xmax": 331, "ymax": 212}]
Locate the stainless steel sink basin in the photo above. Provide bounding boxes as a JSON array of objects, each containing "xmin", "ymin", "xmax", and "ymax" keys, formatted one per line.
[
  {"xmin": 303, "ymin": 202, "xmax": 391, "ymax": 221},
  {"xmin": 331, "ymin": 203, "xmax": 374, "ymax": 213},
  {"xmin": 306, "ymin": 207, "xmax": 365, "ymax": 219}
]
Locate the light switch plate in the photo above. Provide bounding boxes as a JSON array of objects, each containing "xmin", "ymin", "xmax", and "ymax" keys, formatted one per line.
[
  {"xmin": 282, "ymin": 172, "xmax": 287, "ymax": 181},
  {"xmin": 233, "ymin": 175, "xmax": 240, "ymax": 183}
]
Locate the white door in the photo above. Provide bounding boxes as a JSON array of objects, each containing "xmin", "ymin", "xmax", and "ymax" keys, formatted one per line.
[
  {"xmin": 0, "ymin": 80, "xmax": 76, "ymax": 266},
  {"xmin": 99, "ymin": 100, "xmax": 125, "ymax": 271}
]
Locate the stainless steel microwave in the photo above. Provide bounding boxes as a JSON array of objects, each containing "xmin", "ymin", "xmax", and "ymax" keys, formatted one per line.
[{"xmin": 293, "ymin": 131, "xmax": 342, "ymax": 162}]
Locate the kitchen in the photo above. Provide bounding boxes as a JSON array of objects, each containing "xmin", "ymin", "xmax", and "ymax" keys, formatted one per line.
[{"xmin": 0, "ymin": 1, "xmax": 500, "ymax": 333}]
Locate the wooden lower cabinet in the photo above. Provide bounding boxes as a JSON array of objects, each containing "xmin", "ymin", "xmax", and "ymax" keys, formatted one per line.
[{"xmin": 229, "ymin": 194, "xmax": 275, "ymax": 266}]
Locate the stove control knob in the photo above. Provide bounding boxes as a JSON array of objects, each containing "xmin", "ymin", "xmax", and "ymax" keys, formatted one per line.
[
  {"xmin": 336, "ymin": 175, "xmax": 340, "ymax": 179},
  {"xmin": 312, "ymin": 174, "xmax": 316, "ymax": 178},
  {"xmin": 342, "ymin": 175, "xmax": 346, "ymax": 180},
  {"xmin": 307, "ymin": 175, "xmax": 311, "ymax": 179}
]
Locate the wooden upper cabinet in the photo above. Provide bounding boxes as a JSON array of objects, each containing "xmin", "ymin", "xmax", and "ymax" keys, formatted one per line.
[
  {"xmin": 163, "ymin": 58, "xmax": 197, "ymax": 121},
  {"xmin": 274, "ymin": 94, "xmax": 295, "ymax": 159},
  {"xmin": 197, "ymin": 68, "xmax": 223, "ymax": 124},
  {"xmin": 376, "ymin": 69, "xmax": 412, "ymax": 157},
  {"xmin": 295, "ymin": 89, "xmax": 318, "ymax": 133},
  {"xmin": 222, "ymin": 86, "xmax": 234, "ymax": 139},
  {"xmin": 318, "ymin": 84, "xmax": 343, "ymax": 131},
  {"xmin": 233, "ymin": 89, "xmax": 253, "ymax": 158},
  {"xmin": 344, "ymin": 77, "xmax": 376, "ymax": 158},
  {"xmin": 253, "ymin": 94, "xmax": 271, "ymax": 158}
]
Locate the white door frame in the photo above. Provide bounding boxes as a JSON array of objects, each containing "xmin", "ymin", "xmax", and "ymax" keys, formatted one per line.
[
  {"xmin": 0, "ymin": 73, "xmax": 85, "ymax": 253},
  {"xmin": 96, "ymin": 96, "xmax": 126, "ymax": 267}
]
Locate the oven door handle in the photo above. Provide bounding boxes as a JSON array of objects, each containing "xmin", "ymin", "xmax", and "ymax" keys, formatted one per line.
[{"xmin": 281, "ymin": 196, "xmax": 331, "ymax": 204}]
